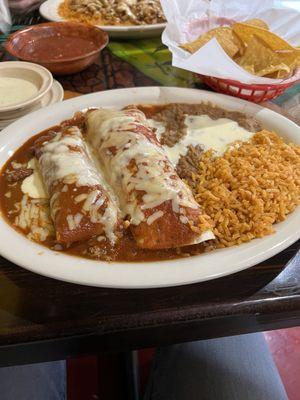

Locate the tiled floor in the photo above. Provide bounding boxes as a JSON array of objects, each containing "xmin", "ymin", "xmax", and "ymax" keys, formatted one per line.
[
  {"xmin": 264, "ymin": 328, "xmax": 300, "ymax": 400},
  {"xmin": 68, "ymin": 328, "xmax": 300, "ymax": 399}
]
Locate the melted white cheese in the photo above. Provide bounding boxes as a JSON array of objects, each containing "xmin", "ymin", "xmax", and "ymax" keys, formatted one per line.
[
  {"xmin": 37, "ymin": 126, "xmax": 120, "ymax": 244},
  {"xmin": 14, "ymin": 195, "xmax": 54, "ymax": 242},
  {"xmin": 149, "ymin": 115, "xmax": 254, "ymax": 166},
  {"xmin": 39, "ymin": 127, "xmax": 103, "ymax": 189},
  {"xmin": 87, "ymin": 109, "xmax": 202, "ymax": 228},
  {"xmin": 147, "ymin": 119, "xmax": 166, "ymax": 142},
  {"xmin": 0, "ymin": 77, "xmax": 38, "ymax": 107},
  {"xmin": 147, "ymin": 210, "xmax": 164, "ymax": 225},
  {"xmin": 21, "ymin": 158, "xmax": 48, "ymax": 199}
]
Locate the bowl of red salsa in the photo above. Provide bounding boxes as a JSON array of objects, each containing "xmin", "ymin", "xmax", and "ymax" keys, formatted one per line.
[{"xmin": 5, "ymin": 22, "xmax": 109, "ymax": 75}]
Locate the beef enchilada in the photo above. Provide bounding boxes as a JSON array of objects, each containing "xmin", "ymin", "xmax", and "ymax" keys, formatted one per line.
[
  {"xmin": 86, "ymin": 108, "xmax": 213, "ymax": 249},
  {"xmin": 33, "ymin": 125, "xmax": 122, "ymax": 245}
]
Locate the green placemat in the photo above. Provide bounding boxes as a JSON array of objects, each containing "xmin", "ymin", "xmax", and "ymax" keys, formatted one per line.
[
  {"xmin": 0, "ymin": 25, "xmax": 25, "ymax": 43},
  {"xmin": 108, "ymin": 39, "xmax": 195, "ymax": 88},
  {"xmin": 273, "ymin": 82, "xmax": 300, "ymax": 106}
]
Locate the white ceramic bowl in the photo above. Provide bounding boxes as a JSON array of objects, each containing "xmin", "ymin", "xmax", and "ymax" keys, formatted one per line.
[
  {"xmin": 0, "ymin": 61, "xmax": 53, "ymax": 113},
  {"xmin": 0, "ymin": 80, "xmax": 64, "ymax": 130}
]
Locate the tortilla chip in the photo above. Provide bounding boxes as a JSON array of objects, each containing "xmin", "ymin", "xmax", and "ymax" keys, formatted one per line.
[
  {"xmin": 232, "ymin": 22, "xmax": 296, "ymax": 52},
  {"xmin": 181, "ymin": 27, "xmax": 240, "ymax": 58},
  {"xmin": 263, "ymin": 66, "xmax": 294, "ymax": 79},
  {"xmin": 241, "ymin": 63, "xmax": 291, "ymax": 79},
  {"xmin": 254, "ymin": 64, "xmax": 291, "ymax": 78},
  {"xmin": 275, "ymin": 50, "xmax": 300, "ymax": 70},
  {"xmin": 180, "ymin": 20, "xmax": 299, "ymax": 79},
  {"xmin": 244, "ymin": 18, "xmax": 269, "ymax": 30},
  {"xmin": 237, "ymin": 35, "xmax": 291, "ymax": 78},
  {"xmin": 232, "ymin": 31, "xmax": 246, "ymax": 56}
]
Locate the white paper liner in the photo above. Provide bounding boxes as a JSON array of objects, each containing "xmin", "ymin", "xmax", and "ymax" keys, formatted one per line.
[
  {"xmin": 0, "ymin": 0, "xmax": 11, "ymax": 34},
  {"xmin": 161, "ymin": 0, "xmax": 300, "ymax": 85}
]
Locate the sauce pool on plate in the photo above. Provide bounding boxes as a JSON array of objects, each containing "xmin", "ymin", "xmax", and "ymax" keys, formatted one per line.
[{"xmin": 0, "ymin": 77, "xmax": 38, "ymax": 107}]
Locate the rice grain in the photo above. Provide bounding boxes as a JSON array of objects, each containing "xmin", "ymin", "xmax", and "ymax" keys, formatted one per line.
[{"xmin": 179, "ymin": 130, "xmax": 300, "ymax": 248}]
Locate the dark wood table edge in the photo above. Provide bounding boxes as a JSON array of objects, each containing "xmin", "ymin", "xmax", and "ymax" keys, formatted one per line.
[{"xmin": 1, "ymin": 309, "xmax": 300, "ymax": 368}]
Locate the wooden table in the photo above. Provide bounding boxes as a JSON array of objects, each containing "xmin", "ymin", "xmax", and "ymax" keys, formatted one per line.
[{"xmin": 0, "ymin": 21, "xmax": 300, "ymax": 373}]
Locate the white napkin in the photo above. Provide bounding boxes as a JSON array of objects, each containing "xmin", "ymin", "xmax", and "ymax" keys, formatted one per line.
[
  {"xmin": 161, "ymin": 0, "xmax": 300, "ymax": 84},
  {"xmin": 0, "ymin": 0, "xmax": 11, "ymax": 34}
]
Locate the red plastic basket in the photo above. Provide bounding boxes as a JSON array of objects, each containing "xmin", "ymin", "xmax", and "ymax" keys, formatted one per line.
[{"xmin": 199, "ymin": 75, "xmax": 298, "ymax": 103}]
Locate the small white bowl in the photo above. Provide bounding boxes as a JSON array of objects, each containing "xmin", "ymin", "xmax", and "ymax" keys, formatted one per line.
[
  {"xmin": 0, "ymin": 80, "xmax": 64, "ymax": 130},
  {"xmin": 0, "ymin": 61, "xmax": 53, "ymax": 113}
]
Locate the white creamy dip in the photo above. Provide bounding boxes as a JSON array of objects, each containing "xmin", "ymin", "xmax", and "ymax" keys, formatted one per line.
[{"xmin": 0, "ymin": 77, "xmax": 38, "ymax": 107}]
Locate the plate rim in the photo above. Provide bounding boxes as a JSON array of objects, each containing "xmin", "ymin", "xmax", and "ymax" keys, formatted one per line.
[{"xmin": 0, "ymin": 86, "xmax": 299, "ymax": 288}]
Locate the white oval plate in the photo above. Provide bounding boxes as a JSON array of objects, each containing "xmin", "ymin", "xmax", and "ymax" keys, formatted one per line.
[
  {"xmin": 40, "ymin": 0, "xmax": 166, "ymax": 39},
  {"xmin": 0, "ymin": 87, "xmax": 299, "ymax": 288}
]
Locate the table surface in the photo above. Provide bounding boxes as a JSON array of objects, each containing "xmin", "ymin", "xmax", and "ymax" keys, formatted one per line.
[{"xmin": 0, "ymin": 15, "xmax": 300, "ymax": 367}]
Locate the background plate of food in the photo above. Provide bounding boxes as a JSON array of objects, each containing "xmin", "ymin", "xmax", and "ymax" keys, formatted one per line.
[
  {"xmin": 0, "ymin": 87, "xmax": 299, "ymax": 288},
  {"xmin": 39, "ymin": 0, "xmax": 166, "ymax": 38}
]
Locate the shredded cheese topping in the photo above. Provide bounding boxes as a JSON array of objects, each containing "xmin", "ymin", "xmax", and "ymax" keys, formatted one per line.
[
  {"xmin": 87, "ymin": 108, "xmax": 201, "ymax": 226},
  {"xmin": 39, "ymin": 126, "xmax": 103, "ymax": 189},
  {"xmin": 147, "ymin": 210, "xmax": 164, "ymax": 225},
  {"xmin": 37, "ymin": 126, "xmax": 120, "ymax": 244},
  {"xmin": 14, "ymin": 195, "xmax": 54, "ymax": 242}
]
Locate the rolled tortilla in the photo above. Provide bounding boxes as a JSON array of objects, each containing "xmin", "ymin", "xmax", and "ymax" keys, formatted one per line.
[
  {"xmin": 86, "ymin": 108, "xmax": 214, "ymax": 249},
  {"xmin": 34, "ymin": 125, "xmax": 121, "ymax": 244}
]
